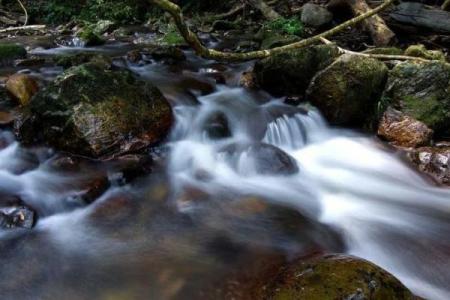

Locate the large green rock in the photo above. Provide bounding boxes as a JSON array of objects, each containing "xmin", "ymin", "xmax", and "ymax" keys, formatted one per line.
[
  {"xmin": 0, "ymin": 43, "xmax": 27, "ymax": 62},
  {"xmin": 15, "ymin": 63, "xmax": 173, "ymax": 159},
  {"xmin": 306, "ymin": 54, "xmax": 388, "ymax": 126},
  {"xmin": 383, "ymin": 61, "xmax": 450, "ymax": 135},
  {"xmin": 253, "ymin": 44, "xmax": 341, "ymax": 96},
  {"xmin": 265, "ymin": 254, "xmax": 415, "ymax": 300}
]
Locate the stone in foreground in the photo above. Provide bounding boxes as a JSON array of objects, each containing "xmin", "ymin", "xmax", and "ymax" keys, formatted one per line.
[{"xmin": 264, "ymin": 254, "xmax": 415, "ymax": 300}]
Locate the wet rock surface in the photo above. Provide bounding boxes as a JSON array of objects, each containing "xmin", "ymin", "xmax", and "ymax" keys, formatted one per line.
[
  {"xmin": 15, "ymin": 63, "xmax": 173, "ymax": 159},
  {"xmin": 382, "ymin": 61, "xmax": 450, "ymax": 135},
  {"xmin": 263, "ymin": 254, "xmax": 415, "ymax": 300},
  {"xmin": 409, "ymin": 144, "xmax": 450, "ymax": 186},
  {"xmin": 378, "ymin": 107, "xmax": 433, "ymax": 148},
  {"xmin": 5, "ymin": 74, "xmax": 40, "ymax": 106},
  {"xmin": 0, "ymin": 206, "xmax": 35, "ymax": 229},
  {"xmin": 306, "ymin": 54, "xmax": 388, "ymax": 126},
  {"xmin": 220, "ymin": 142, "xmax": 299, "ymax": 175},
  {"xmin": 253, "ymin": 44, "xmax": 340, "ymax": 96}
]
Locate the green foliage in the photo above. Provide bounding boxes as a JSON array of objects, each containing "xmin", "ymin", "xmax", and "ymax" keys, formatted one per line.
[
  {"xmin": 80, "ymin": 0, "xmax": 148, "ymax": 25},
  {"xmin": 266, "ymin": 17, "xmax": 304, "ymax": 36},
  {"xmin": 28, "ymin": 0, "xmax": 149, "ymax": 25},
  {"xmin": 28, "ymin": 1, "xmax": 82, "ymax": 24},
  {"xmin": 158, "ymin": 24, "xmax": 186, "ymax": 46}
]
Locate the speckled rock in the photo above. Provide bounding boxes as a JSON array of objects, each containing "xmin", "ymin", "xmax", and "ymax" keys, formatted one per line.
[
  {"xmin": 408, "ymin": 144, "xmax": 450, "ymax": 186},
  {"xmin": 378, "ymin": 107, "xmax": 433, "ymax": 148}
]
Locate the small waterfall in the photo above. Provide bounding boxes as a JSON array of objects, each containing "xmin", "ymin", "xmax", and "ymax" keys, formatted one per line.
[{"xmin": 263, "ymin": 109, "xmax": 327, "ymax": 150}]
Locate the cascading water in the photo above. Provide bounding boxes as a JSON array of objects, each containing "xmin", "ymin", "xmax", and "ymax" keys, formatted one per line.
[
  {"xmin": 0, "ymin": 45, "xmax": 448, "ymax": 300},
  {"xmin": 167, "ymin": 86, "xmax": 450, "ymax": 300}
]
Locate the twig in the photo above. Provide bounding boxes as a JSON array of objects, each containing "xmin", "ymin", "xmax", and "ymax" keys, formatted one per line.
[
  {"xmin": 320, "ymin": 37, "xmax": 429, "ymax": 62},
  {"xmin": 15, "ymin": 0, "xmax": 28, "ymax": 26},
  {"xmin": 148, "ymin": 0, "xmax": 396, "ymax": 61}
]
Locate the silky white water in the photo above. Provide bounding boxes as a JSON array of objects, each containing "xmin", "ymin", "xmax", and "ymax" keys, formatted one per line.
[
  {"xmin": 167, "ymin": 86, "xmax": 450, "ymax": 300},
  {"xmin": 0, "ymin": 47, "xmax": 448, "ymax": 299}
]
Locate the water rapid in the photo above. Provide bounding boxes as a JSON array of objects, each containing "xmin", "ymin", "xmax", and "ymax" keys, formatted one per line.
[{"xmin": 0, "ymin": 46, "xmax": 448, "ymax": 300}]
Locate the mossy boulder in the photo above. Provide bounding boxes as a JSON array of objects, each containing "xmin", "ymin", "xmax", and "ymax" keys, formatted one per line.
[
  {"xmin": 382, "ymin": 61, "xmax": 450, "ymax": 135},
  {"xmin": 15, "ymin": 63, "xmax": 173, "ymax": 159},
  {"xmin": 306, "ymin": 54, "xmax": 388, "ymax": 126},
  {"xmin": 253, "ymin": 44, "xmax": 341, "ymax": 96},
  {"xmin": 264, "ymin": 254, "xmax": 415, "ymax": 300},
  {"xmin": 0, "ymin": 43, "xmax": 27, "ymax": 64},
  {"xmin": 76, "ymin": 27, "xmax": 105, "ymax": 47}
]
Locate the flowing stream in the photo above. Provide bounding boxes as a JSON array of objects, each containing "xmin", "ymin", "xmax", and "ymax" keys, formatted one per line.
[{"xmin": 0, "ymin": 43, "xmax": 449, "ymax": 299}]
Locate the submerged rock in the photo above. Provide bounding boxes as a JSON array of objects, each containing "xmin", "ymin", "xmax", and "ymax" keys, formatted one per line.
[
  {"xmin": 264, "ymin": 254, "xmax": 415, "ymax": 300},
  {"xmin": 15, "ymin": 63, "xmax": 173, "ymax": 159},
  {"xmin": 306, "ymin": 54, "xmax": 388, "ymax": 126},
  {"xmin": 253, "ymin": 44, "xmax": 340, "ymax": 96},
  {"xmin": 382, "ymin": 61, "xmax": 450, "ymax": 135},
  {"xmin": 220, "ymin": 142, "xmax": 299, "ymax": 175},
  {"xmin": 301, "ymin": 3, "xmax": 333, "ymax": 28},
  {"xmin": 378, "ymin": 107, "xmax": 433, "ymax": 148},
  {"xmin": 5, "ymin": 74, "xmax": 39, "ymax": 106}
]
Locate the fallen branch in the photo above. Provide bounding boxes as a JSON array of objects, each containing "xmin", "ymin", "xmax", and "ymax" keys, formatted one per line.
[
  {"xmin": 148, "ymin": 0, "xmax": 396, "ymax": 61},
  {"xmin": 329, "ymin": 0, "xmax": 395, "ymax": 46},
  {"xmin": 442, "ymin": 0, "xmax": 450, "ymax": 11},
  {"xmin": 245, "ymin": 0, "xmax": 280, "ymax": 20},
  {"xmin": 0, "ymin": 24, "xmax": 45, "ymax": 33},
  {"xmin": 320, "ymin": 37, "xmax": 429, "ymax": 62}
]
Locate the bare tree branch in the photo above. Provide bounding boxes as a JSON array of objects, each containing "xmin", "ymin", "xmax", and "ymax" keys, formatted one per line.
[
  {"xmin": 148, "ymin": 0, "xmax": 395, "ymax": 61},
  {"xmin": 15, "ymin": 0, "xmax": 28, "ymax": 26}
]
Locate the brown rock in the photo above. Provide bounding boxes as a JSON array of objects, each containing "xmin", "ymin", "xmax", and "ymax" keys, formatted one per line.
[
  {"xmin": 6, "ymin": 74, "xmax": 39, "ymax": 106},
  {"xmin": 378, "ymin": 107, "xmax": 433, "ymax": 148},
  {"xmin": 239, "ymin": 70, "xmax": 257, "ymax": 89}
]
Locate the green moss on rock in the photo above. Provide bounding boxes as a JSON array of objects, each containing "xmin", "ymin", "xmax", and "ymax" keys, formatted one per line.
[
  {"xmin": 254, "ymin": 44, "xmax": 341, "ymax": 96},
  {"xmin": 0, "ymin": 43, "xmax": 27, "ymax": 61},
  {"xmin": 265, "ymin": 254, "xmax": 415, "ymax": 300},
  {"xmin": 404, "ymin": 44, "xmax": 446, "ymax": 61},
  {"xmin": 383, "ymin": 61, "xmax": 450, "ymax": 135},
  {"xmin": 54, "ymin": 53, "xmax": 111, "ymax": 68},
  {"xmin": 306, "ymin": 54, "xmax": 388, "ymax": 126},
  {"xmin": 77, "ymin": 27, "xmax": 105, "ymax": 47},
  {"xmin": 363, "ymin": 47, "xmax": 404, "ymax": 56},
  {"xmin": 15, "ymin": 63, "xmax": 173, "ymax": 159}
]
